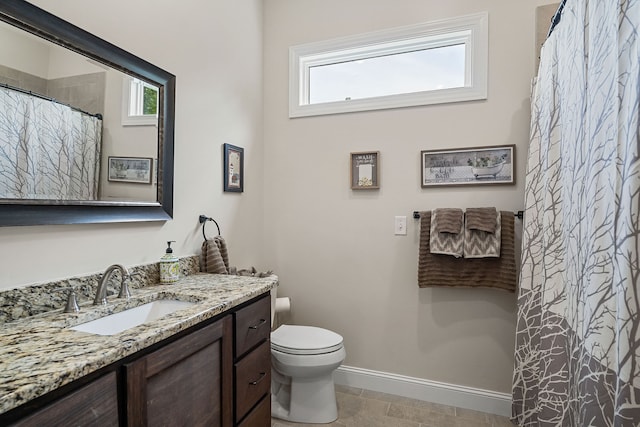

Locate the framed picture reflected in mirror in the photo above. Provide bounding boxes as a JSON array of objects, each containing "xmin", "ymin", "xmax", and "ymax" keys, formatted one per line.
[{"xmin": 108, "ymin": 157, "xmax": 153, "ymax": 184}]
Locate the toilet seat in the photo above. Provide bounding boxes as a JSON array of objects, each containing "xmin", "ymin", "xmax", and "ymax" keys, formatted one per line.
[{"xmin": 271, "ymin": 324, "xmax": 343, "ymax": 355}]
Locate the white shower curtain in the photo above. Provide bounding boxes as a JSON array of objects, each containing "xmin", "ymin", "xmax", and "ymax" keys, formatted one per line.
[
  {"xmin": 512, "ymin": 0, "xmax": 640, "ymax": 425},
  {"xmin": 0, "ymin": 87, "xmax": 102, "ymax": 200}
]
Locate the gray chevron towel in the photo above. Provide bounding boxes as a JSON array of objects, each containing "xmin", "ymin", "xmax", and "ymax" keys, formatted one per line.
[
  {"xmin": 430, "ymin": 208, "xmax": 464, "ymax": 257},
  {"xmin": 202, "ymin": 236, "xmax": 229, "ymax": 274},
  {"xmin": 418, "ymin": 211, "xmax": 517, "ymax": 291},
  {"xmin": 463, "ymin": 211, "xmax": 501, "ymax": 258}
]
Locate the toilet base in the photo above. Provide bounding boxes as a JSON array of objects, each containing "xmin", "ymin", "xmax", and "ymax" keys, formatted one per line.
[{"xmin": 271, "ymin": 372, "xmax": 338, "ymax": 424}]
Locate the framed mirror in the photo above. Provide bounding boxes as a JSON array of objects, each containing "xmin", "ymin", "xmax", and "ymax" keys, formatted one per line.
[{"xmin": 0, "ymin": 0, "xmax": 175, "ymax": 226}]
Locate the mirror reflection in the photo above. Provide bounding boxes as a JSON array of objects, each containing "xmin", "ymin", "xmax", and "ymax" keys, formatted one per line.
[{"xmin": 0, "ymin": 20, "xmax": 159, "ymax": 203}]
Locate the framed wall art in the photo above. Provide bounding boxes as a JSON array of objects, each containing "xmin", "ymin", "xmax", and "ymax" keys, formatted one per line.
[
  {"xmin": 108, "ymin": 156, "xmax": 153, "ymax": 184},
  {"xmin": 351, "ymin": 151, "xmax": 380, "ymax": 190},
  {"xmin": 421, "ymin": 144, "xmax": 515, "ymax": 187},
  {"xmin": 223, "ymin": 143, "xmax": 244, "ymax": 192}
]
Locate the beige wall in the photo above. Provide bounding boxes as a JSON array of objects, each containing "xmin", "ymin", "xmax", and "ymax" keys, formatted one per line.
[
  {"xmin": 263, "ymin": 0, "xmax": 556, "ymax": 393},
  {"xmin": 0, "ymin": 0, "xmax": 265, "ymax": 287},
  {"xmin": 0, "ymin": 23, "xmax": 49, "ymax": 78}
]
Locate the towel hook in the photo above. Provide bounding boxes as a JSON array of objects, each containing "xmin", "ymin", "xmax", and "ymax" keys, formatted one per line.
[{"xmin": 199, "ymin": 215, "xmax": 221, "ymax": 240}]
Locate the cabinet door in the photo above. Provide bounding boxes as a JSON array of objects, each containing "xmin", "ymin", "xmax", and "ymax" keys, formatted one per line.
[
  {"xmin": 11, "ymin": 372, "xmax": 119, "ymax": 427},
  {"xmin": 125, "ymin": 316, "xmax": 233, "ymax": 427}
]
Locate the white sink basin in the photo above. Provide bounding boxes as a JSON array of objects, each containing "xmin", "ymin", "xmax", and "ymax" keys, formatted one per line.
[{"xmin": 70, "ymin": 299, "xmax": 195, "ymax": 336}]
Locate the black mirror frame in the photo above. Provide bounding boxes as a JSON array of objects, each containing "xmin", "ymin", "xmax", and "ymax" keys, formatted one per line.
[{"xmin": 0, "ymin": 0, "xmax": 175, "ymax": 226}]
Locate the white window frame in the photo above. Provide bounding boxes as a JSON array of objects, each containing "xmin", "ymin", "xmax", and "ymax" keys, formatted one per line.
[
  {"xmin": 289, "ymin": 12, "xmax": 488, "ymax": 118},
  {"xmin": 121, "ymin": 76, "xmax": 158, "ymax": 126}
]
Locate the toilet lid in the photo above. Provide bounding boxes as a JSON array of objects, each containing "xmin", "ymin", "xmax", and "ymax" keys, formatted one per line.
[{"xmin": 271, "ymin": 325, "xmax": 343, "ymax": 355}]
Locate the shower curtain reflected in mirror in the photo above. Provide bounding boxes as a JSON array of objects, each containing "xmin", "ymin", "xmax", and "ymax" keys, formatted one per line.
[
  {"xmin": 0, "ymin": 86, "xmax": 102, "ymax": 200},
  {"xmin": 512, "ymin": 1, "xmax": 640, "ymax": 425}
]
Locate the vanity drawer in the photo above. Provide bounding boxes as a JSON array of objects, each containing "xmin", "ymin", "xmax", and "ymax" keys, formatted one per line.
[
  {"xmin": 237, "ymin": 394, "xmax": 270, "ymax": 427},
  {"xmin": 235, "ymin": 294, "xmax": 270, "ymax": 357},
  {"xmin": 234, "ymin": 340, "xmax": 271, "ymax": 422}
]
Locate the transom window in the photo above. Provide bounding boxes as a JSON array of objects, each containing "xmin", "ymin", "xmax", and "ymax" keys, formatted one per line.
[{"xmin": 289, "ymin": 12, "xmax": 488, "ymax": 117}]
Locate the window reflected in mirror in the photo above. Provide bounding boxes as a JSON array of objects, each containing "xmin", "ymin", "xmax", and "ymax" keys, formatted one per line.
[{"xmin": 122, "ymin": 76, "xmax": 159, "ymax": 126}]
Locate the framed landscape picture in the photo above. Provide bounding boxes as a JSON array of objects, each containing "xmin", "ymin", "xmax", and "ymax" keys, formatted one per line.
[{"xmin": 421, "ymin": 145, "xmax": 515, "ymax": 187}]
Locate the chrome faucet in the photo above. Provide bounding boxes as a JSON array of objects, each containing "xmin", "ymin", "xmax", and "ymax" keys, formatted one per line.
[{"xmin": 93, "ymin": 264, "xmax": 131, "ymax": 305}]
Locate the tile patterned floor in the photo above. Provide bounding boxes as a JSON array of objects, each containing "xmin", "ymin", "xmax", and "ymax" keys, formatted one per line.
[{"xmin": 271, "ymin": 385, "xmax": 515, "ymax": 427}]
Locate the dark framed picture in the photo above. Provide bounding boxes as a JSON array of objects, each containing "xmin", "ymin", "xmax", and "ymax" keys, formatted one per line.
[
  {"xmin": 351, "ymin": 151, "xmax": 380, "ymax": 190},
  {"xmin": 223, "ymin": 143, "xmax": 244, "ymax": 192},
  {"xmin": 421, "ymin": 144, "xmax": 515, "ymax": 187},
  {"xmin": 107, "ymin": 156, "xmax": 153, "ymax": 184}
]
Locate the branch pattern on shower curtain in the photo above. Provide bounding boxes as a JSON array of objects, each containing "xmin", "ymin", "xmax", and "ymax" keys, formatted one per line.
[
  {"xmin": 512, "ymin": 0, "xmax": 640, "ymax": 425},
  {"xmin": 0, "ymin": 87, "xmax": 102, "ymax": 200}
]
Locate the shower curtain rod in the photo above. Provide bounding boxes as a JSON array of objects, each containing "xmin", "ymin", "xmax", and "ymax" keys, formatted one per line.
[
  {"xmin": 0, "ymin": 82, "xmax": 102, "ymax": 120},
  {"xmin": 412, "ymin": 210, "xmax": 524, "ymax": 220}
]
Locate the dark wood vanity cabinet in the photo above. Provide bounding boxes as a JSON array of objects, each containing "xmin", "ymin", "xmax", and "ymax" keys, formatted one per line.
[
  {"xmin": 124, "ymin": 293, "xmax": 272, "ymax": 426},
  {"xmin": 2, "ymin": 293, "xmax": 272, "ymax": 427},
  {"xmin": 123, "ymin": 294, "xmax": 272, "ymax": 426},
  {"xmin": 124, "ymin": 316, "xmax": 234, "ymax": 427}
]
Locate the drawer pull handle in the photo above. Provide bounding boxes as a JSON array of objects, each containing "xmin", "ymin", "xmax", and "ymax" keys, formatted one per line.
[
  {"xmin": 249, "ymin": 372, "xmax": 267, "ymax": 385},
  {"xmin": 249, "ymin": 319, "xmax": 267, "ymax": 330}
]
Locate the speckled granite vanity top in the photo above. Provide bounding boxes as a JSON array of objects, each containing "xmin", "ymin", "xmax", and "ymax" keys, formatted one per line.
[{"xmin": 0, "ymin": 272, "xmax": 277, "ymax": 414}]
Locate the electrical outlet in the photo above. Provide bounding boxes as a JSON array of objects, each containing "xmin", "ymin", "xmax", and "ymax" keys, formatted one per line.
[{"xmin": 394, "ymin": 216, "xmax": 407, "ymax": 235}]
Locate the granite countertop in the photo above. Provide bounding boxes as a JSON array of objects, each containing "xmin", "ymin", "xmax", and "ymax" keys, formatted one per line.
[{"xmin": 0, "ymin": 273, "xmax": 278, "ymax": 415}]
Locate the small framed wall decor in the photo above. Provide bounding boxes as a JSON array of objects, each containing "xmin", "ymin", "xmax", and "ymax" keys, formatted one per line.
[
  {"xmin": 223, "ymin": 143, "xmax": 244, "ymax": 192},
  {"xmin": 108, "ymin": 156, "xmax": 153, "ymax": 184},
  {"xmin": 350, "ymin": 151, "xmax": 380, "ymax": 190},
  {"xmin": 421, "ymin": 144, "xmax": 515, "ymax": 187}
]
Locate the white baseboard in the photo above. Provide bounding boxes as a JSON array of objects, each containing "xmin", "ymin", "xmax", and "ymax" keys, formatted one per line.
[{"xmin": 333, "ymin": 365, "xmax": 511, "ymax": 417}]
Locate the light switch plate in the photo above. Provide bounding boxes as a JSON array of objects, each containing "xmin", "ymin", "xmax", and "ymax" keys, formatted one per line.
[{"xmin": 394, "ymin": 216, "xmax": 407, "ymax": 235}]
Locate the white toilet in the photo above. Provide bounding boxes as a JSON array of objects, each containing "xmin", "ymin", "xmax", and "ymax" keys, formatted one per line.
[{"xmin": 270, "ymin": 293, "xmax": 346, "ymax": 424}]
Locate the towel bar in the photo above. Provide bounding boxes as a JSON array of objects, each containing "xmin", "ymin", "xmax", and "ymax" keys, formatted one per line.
[{"xmin": 412, "ymin": 210, "xmax": 524, "ymax": 220}]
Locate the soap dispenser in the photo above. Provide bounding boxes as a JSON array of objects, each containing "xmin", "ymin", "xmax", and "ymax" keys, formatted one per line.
[{"xmin": 160, "ymin": 241, "xmax": 180, "ymax": 284}]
